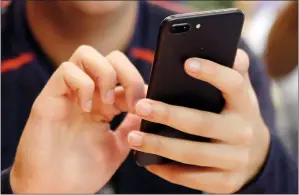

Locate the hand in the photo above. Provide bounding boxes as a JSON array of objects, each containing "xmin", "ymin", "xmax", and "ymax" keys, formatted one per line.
[
  {"xmin": 10, "ymin": 46, "xmax": 146, "ymax": 193},
  {"xmin": 128, "ymin": 50, "xmax": 271, "ymax": 194}
]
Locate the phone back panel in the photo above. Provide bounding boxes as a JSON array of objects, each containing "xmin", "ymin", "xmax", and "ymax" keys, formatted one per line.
[{"xmin": 135, "ymin": 9, "xmax": 244, "ymax": 166}]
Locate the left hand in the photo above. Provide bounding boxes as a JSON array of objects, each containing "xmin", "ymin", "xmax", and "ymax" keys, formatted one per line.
[{"xmin": 127, "ymin": 49, "xmax": 271, "ymax": 194}]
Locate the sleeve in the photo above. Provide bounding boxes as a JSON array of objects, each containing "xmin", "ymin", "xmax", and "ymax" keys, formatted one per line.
[
  {"xmin": 1, "ymin": 167, "xmax": 13, "ymax": 194},
  {"xmin": 236, "ymin": 40, "xmax": 298, "ymax": 194},
  {"xmin": 238, "ymin": 134, "xmax": 298, "ymax": 194}
]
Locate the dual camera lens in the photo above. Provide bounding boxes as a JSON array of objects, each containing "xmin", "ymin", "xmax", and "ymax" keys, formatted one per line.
[{"xmin": 171, "ymin": 23, "xmax": 200, "ymax": 34}]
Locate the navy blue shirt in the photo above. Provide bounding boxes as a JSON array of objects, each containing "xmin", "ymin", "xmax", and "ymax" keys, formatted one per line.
[{"xmin": 1, "ymin": 1, "xmax": 298, "ymax": 194}]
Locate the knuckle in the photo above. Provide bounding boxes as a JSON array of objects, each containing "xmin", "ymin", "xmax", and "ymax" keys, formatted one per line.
[
  {"xmin": 60, "ymin": 62, "xmax": 73, "ymax": 72},
  {"xmin": 127, "ymin": 76, "xmax": 143, "ymax": 87},
  {"xmin": 230, "ymin": 74, "xmax": 246, "ymax": 94},
  {"xmin": 220, "ymin": 174, "xmax": 238, "ymax": 193},
  {"xmin": 235, "ymin": 49, "xmax": 250, "ymax": 74},
  {"xmin": 106, "ymin": 50, "xmax": 126, "ymax": 67},
  {"xmin": 239, "ymin": 49, "xmax": 250, "ymax": 68},
  {"xmin": 74, "ymin": 45, "xmax": 95, "ymax": 61},
  {"xmin": 240, "ymin": 125, "xmax": 253, "ymax": 146},
  {"xmin": 106, "ymin": 50, "xmax": 125, "ymax": 61},
  {"xmin": 108, "ymin": 50, "xmax": 125, "ymax": 58},
  {"xmin": 76, "ymin": 45, "xmax": 93, "ymax": 54}
]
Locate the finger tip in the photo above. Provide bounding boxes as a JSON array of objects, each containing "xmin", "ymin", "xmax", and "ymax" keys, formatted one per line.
[
  {"xmin": 184, "ymin": 58, "xmax": 201, "ymax": 74},
  {"xmin": 127, "ymin": 130, "xmax": 140, "ymax": 136},
  {"xmin": 127, "ymin": 131, "xmax": 144, "ymax": 147},
  {"xmin": 133, "ymin": 98, "xmax": 148, "ymax": 109},
  {"xmin": 185, "ymin": 57, "xmax": 197, "ymax": 65},
  {"xmin": 134, "ymin": 99, "xmax": 153, "ymax": 117},
  {"xmin": 130, "ymin": 90, "xmax": 147, "ymax": 112}
]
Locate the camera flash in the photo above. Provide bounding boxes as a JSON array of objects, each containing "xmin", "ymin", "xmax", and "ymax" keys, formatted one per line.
[{"xmin": 196, "ymin": 24, "xmax": 201, "ymax": 29}]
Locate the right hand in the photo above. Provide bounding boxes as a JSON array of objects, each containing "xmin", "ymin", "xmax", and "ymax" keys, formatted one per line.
[{"xmin": 10, "ymin": 46, "xmax": 146, "ymax": 193}]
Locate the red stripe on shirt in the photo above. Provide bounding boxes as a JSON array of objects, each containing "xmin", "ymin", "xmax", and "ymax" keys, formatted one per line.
[
  {"xmin": 1, "ymin": 53, "xmax": 35, "ymax": 73},
  {"xmin": 1, "ymin": 1, "xmax": 11, "ymax": 8},
  {"xmin": 131, "ymin": 48, "xmax": 155, "ymax": 64}
]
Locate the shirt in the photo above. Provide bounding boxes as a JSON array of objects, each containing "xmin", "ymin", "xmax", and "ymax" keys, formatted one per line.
[{"xmin": 1, "ymin": 0, "xmax": 298, "ymax": 194}]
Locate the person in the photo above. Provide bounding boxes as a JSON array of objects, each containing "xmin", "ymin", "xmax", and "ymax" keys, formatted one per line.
[
  {"xmin": 1, "ymin": 1, "xmax": 297, "ymax": 194},
  {"xmin": 263, "ymin": 1, "xmax": 298, "ymax": 160}
]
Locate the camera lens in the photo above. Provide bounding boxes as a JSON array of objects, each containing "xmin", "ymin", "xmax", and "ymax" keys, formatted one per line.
[{"xmin": 171, "ymin": 23, "xmax": 190, "ymax": 34}]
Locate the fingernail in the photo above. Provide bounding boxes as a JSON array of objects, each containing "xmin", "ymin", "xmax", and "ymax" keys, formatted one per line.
[
  {"xmin": 83, "ymin": 100, "xmax": 92, "ymax": 112},
  {"xmin": 128, "ymin": 131, "xmax": 143, "ymax": 147},
  {"xmin": 135, "ymin": 101, "xmax": 152, "ymax": 117},
  {"xmin": 186, "ymin": 59, "xmax": 201, "ymax": 73},
  {"xmin": 104, "ymin": 89, "xmax": 115, "ymax": 104}
]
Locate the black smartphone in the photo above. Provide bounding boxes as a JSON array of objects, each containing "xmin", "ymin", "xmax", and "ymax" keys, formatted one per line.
[{"xmin": 134, "ymin": 8, "xmax": 245, "ymax": 166}]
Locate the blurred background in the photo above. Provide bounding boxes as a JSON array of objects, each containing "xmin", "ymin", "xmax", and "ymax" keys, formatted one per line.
[{"xmin": 186, "ymin": 0, "xmax": 298, "ymax": 159}]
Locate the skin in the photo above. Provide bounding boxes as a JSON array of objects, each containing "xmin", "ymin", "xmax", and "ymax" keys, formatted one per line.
[
  {"xmin": 10, "ymin": 1, "xmax": 270, "ymax": 194},
  {"xmin": 128, "ymin": 50, "xmax": 270, "ymax": 193},
  {"xmin": 10, "ymin": 47, "xmax": 146, "ymax": 194},
  {"xmin": 27, "ymin": 1, "xmax": 138, "ymax": 65}
]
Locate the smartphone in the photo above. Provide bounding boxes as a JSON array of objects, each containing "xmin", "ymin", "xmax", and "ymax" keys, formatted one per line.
[{"xmin": 134, "ymin": 8, "xmax": 245, "ymax": 166}]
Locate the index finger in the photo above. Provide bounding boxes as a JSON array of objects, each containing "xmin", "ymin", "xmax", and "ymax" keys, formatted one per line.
[
  {"xmin": 69, "ymin": 45, "xmax": 117, "ymax": 104},
  {"xmin": 106, "ymin": 51, "xmax": 145, "ymax": 112},
  {"xmin": 134, "ymin": 99, "xmax": 251, "ymax": 144},
  {"xmin": 184, "ymin": 49, "xmax": 251, "ymax": 110}
]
